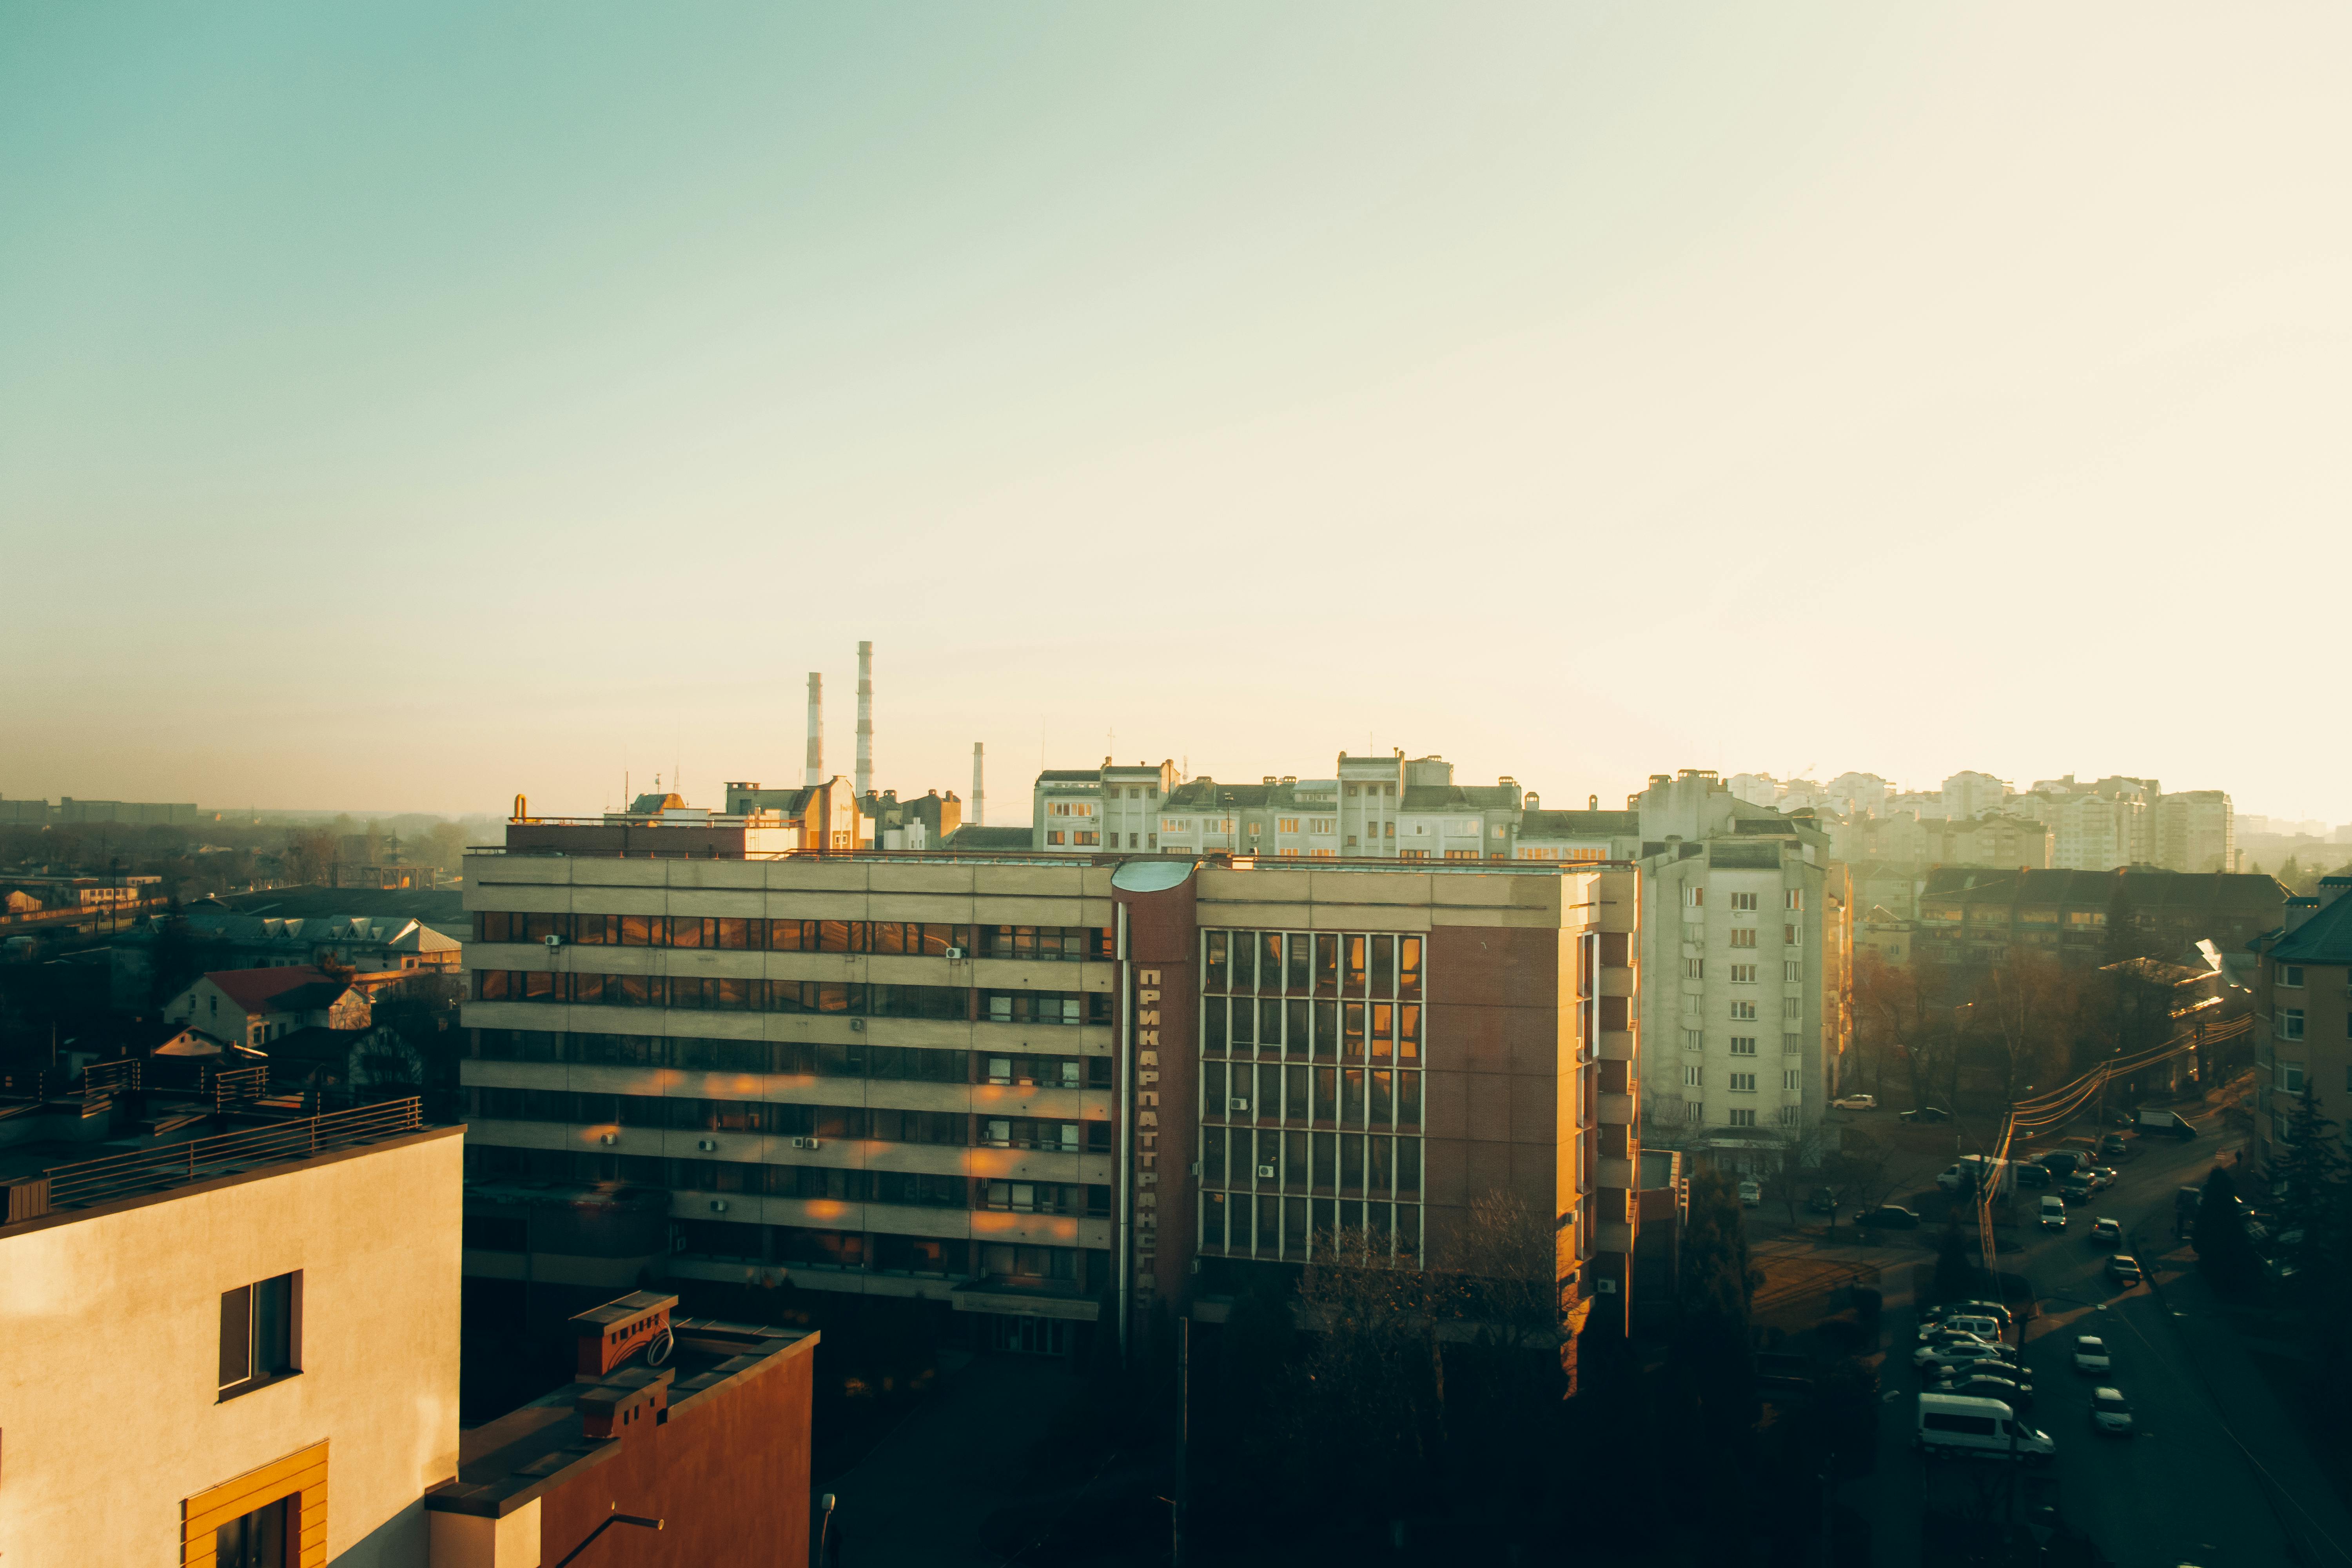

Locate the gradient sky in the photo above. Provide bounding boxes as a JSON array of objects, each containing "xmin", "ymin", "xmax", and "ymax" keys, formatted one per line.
[{"xmin": 4, "ymin": 4, "xmax": 2347, "ymax": 822}]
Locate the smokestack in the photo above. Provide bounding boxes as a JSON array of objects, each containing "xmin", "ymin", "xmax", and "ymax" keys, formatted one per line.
[
  {"xmin": 973, "ymin": 742, "xmax": 985, "ymax": 826},
  {"xmin": 855, "ymin": 641, "xmax": 873, "ymax": 798},
  {"xmin": 804, "ymin": 673, "xmax": 824, "ymax": 786}
]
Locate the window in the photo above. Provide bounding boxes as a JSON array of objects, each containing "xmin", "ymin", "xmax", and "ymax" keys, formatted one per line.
[
  {"xmin": 1784, "ymin": 961, "xmax": 1802, "ymax": 982},
  {"xmin": 1730, "ymin": 964, "xmax": 1757, "ymax": 984},
  {"xmin": 1784, "ymin": 890, "xmax": 1804, "ymax": 911},
  {"xmin": 1730, "ymin": 1002, "xmax": 1756, "ymax": 1021},
  {"xmin": 2279, "ymin": 1009, "xmax": 2306, "ymax": 1041},
  {"xmin": 2281, "ymin": 965, "xmax": 2305, "ymax": 988},
  {"xmin": 1073, "ymin": 831, "xmax": 1100, "ymax": 846},
  {"xmin": 1783, "ymin": 1068, "xmax": 1801, "ymax": 1091},
  {"xmin": 1784, "ymin": 924, "xmax": 1801, "ymax": 946},
  {"xmin": 1045, "ymin": 830, "xmax": 1063, "ymax": 845},
  {"xmin": 1729, "ymin": 1036, "xmax": 1757, "ymax": 1056},
  {"xmin": 1682, "ymin": 1029, "xmax": 1704, "ymax": 1052},
  {"xmin": 1163, "ymin": 818, "xmax": 1190, "ymax": 835},
  {"xmin": 1784, "ymin": 1032, "xmax": 1802, "ymax": 1054},
  {"xmin": 1279, "ymin": 818, "xmax": 1301, "ymax": 834},
  {"xmin": 1683, "ymin": 887, "xmax": 1705, "ymax": 908},
  {"xmin": 1683, "ymin": 1065, "xmax": 1701, "ymax": 1086},
  {"xmin": 1730, "ymin": 892, "xmax": 1759, "ymax": 912},
  {"xmin": 1729, "ymin": 1073, "xmax": 1757, "ymax": 1093},
  {"xmin": 1778, "ymin": 1105, "xmax": 1798, "ymax": 1126},
  {"xmin": 1728, "ymin": 1109, "xmax": 1757, "ymax": 1127},
  {"xmin": 220, "ymin": 1271, "xmax": 301, "ymax": 1399},
  {"xmin": 1048, "ymin": 801, "xmax": 1095, "ymax": 817},
  {"xmin": 216, "ymin": 1497, "xmax": 295, "ymax": 1568},
  {"xmin": 1729, "ymin": 928, "xmax": 1757, "ymax": 949},
  {"xmin": 1311, "ymin": 818, "xmax": 1336, "ymax": 835},
  {"xmin": 1684, "ymin": 958, "xmax": 1704, "ymax": 979},
  {"xmin": 2275, "ymin": 1060, "xmax": 2306, "ymax": 1093},
  {"xmin": 1782, "ymin": 997, "xmax": 1802, "ymax": 1019}
]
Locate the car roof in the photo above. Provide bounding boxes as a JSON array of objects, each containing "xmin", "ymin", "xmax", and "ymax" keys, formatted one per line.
[
  {"xmin": 2095, "ymin": 1216, "xmax": 2120, "ymax": 1225},
  {"xmin": 2076, "ymin": 1335, "xmax": 2106, "ymax": 1346},
  {"xmin": 2092, "ymin": 1386, "xmax": 2125, "ymax": 1399},
  {"xmin": 1919, "ymin": 1392, "xmax": 2013, "ymax": 1412}
]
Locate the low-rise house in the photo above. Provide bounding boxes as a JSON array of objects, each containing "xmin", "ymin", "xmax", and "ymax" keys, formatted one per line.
[{"xmin": 165, "ymin": 966, "xmax": 372, "ymax": 1050}]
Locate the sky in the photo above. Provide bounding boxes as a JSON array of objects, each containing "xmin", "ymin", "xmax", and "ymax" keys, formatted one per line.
[{"xmin": 3, "ymin": 4, "xmax": 2347, "ymax": 823}]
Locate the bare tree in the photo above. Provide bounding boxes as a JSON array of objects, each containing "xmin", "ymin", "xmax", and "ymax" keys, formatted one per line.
[
  {"xmin": 1854, "ymin": 951, "xmax": 1960, "ymax": 1111},
  {"xmin": 1443, "ymin": 1189, "xmax": 1563, "ymax": 1354},
  {"xmin": 1972, "ymin": 956, "xmax": 2077, "ymax": 1104},
  {"xmin": 1293, "ymin": 1227, "xmax": 1447, "ymax": 1514}
]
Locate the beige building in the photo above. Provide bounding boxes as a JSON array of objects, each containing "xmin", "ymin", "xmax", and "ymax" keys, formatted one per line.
[
  {"xmin": 2253, "ymin": 877, "xmax": 2352, "ymax": 1176},
  {"xmin": 0, "ymin": 1103, "xmax": 459, "ymax": 1567}
]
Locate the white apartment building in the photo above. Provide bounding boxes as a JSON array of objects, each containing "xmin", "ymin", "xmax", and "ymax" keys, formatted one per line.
[
  {"xmin": 1632, "ymin": 771, "xmax": 1849, "ymax": 1149},
  {"xmin": 1033, "ymin": 752, "xmax": 1629, "ymax": 865},
  {"xmin": 1939, "ymin": 771, "xmax": 2013, "ymax": 820}
]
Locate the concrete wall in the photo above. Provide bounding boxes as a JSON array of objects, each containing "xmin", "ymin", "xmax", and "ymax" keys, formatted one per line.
[{"xmin": 0, "ymin": 1128, "xmax": 463, "ymax": 1567}]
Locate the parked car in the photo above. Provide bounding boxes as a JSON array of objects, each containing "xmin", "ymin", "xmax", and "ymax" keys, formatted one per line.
[
  {"xmin": 1900, "ymin": 1107, "xmax": 1951, "ymax": 1124},
  {"xmin": 2107, "ymin": 1255, "xmax": 2143, "ymax": 1286},
  {"xmin": 1738, "ymin": 1178, "xmax": 1762, "ymax": 1208},
  {"xmin": 1806, "ymin": 1186, "xmax": 1839, "ymax": 1214},
  {"xmin": 2039, "ymin": 1196, "xmax": 2068, "ymax": 1230},
  {"xmin": 2083, "ymin": 1165, "xmax": 2118, "ymax": 1190},
  {"xmin": 1920, "ymin": 1343, "xmax": 2026, "ymax": 1379},
  {"xmin": 2072, "ymin": 1336, "xmax": 2112, "ymax": 1375},
  {"xmin": 1936, "ymin": 1372, "xmax": 2035, "ymax": 1412},
  {"xmin": 2177, "ymin": 1185, "xmax": 2205, "ymax": 1223},
  {"xmin": 1857, "ymin": 1204, "xmax": 1922, "ymax": 1229},
  {"xmin": 1921, "ymin": 1299, "xmax": 2014, "ymax": 1331},
  {"xmin": 2038, "ymin": 1150, "xmax": 2085, "ymax": 1176},
  {"xmin": 2089, "ymin": 1386, "xmax": 2134, "ymax": 1436},
  {"xmin": 2098, "ymin": 1133, "xmax": 2130, "ymax": 1158},
  {"xmin": 2089, "ymin": 1217, "xmax": 2122, "ymax": 1247},
  {"xmin": 1913, "ymin": 1332, "xmax": 2002, "ymax": 1366},
  {"xmin": 1832, "ymin": 1093, "xmax": 1878, "ymax": 1111},
  {"xmin": 2013, "ymin": 1163, "xmax": 2053, "ymax": 1191},
  {"xmin": 1919, "ymin": 1326, "xmax": 2013, "ymax": 1354},
  {"xmin": 2059, "ymin": 1174, "xmax": 2096, "ymax": 1204}
]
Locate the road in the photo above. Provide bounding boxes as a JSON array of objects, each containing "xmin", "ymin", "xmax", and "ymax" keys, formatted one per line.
[{"xmin": 1849, "ymin": 1108, "xmax": 2352, "ymax": 1567}]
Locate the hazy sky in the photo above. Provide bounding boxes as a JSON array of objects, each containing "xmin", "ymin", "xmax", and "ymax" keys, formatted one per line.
[{"xmin": 4, "ymin": 5, "xmax": 2347, "ymax": 822}]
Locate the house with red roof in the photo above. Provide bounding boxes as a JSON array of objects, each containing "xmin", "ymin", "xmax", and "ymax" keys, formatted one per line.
[{"xmin": 162, "ymin": 965, "xmax": 372, "ymax": 1050}]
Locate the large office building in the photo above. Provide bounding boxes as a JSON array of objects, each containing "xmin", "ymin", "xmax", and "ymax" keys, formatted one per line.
[
  {"xmin": 2252, "ymin": 877, "xmax": 2352, "ymax": 1178},
  {"xmin": 456, "ymin": 817, "xmax": 1646, "ymax": 1352}
]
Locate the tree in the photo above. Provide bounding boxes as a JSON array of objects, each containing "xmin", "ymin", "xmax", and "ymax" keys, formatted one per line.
[
  {"xmin": 2269, "ymin": 1082, "xmax": 2346, "ymax": 1293},
  {"xmin": 1973, "ymin": 957, "xmax": 2078, "ymax": 1105},
  {"xmin": 281, "ymin": 827, "xmax": 337, "ymax": 886},
  {"xmin": 2193, "ymin": 1165, "xmax": 2261, "ymax": 1296},
  {"xmin": 1445, "ymin": 1189, "xmax": 1563, "ymax": 1357},
  {"xmin": 1813, "ymin": 1127, "xmax": 1892, "ymax": 1238},
  {"xmin": 1932, "ymin": 1221, "xmax": 1975, "ymax": 1303},
  {"xmin": 1854, "ymin": 952, "xmax": 1961, "ymax": 1112},
  {"xmin": 1291, "ymin": 1227, "xmax": 1447, "ymax": 1519}
]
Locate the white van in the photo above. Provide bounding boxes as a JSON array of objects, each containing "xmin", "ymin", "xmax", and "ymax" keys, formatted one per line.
[
  {"xmin": 2039, "ymin": 1196, "xmax": 2067, "ymax": 1230},
  {"xmin": 1916, "ymin": 1393, "xmax": 2054, "ymax": 1461}
]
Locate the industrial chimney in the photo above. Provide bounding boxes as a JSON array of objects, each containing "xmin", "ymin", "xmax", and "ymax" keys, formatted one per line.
[
  {"xmin": 804, "ymin": 673, "xmax": 824, "ymax": 787},
  {"xmin": 973, "ymin": 742, "xmax": 985, "ymax": 826},
  {"xmin": 855, "ymin": 641, "xmax": 874, "ymax": 798}
]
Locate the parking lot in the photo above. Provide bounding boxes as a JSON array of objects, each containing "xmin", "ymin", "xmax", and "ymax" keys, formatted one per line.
[{"xmin": 1788, "ymin": 1099, "xmax": 2352, "ymax": 1566}]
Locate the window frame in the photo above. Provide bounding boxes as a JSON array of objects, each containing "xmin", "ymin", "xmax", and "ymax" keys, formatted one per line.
[{"xmin": 218, "ymin": 1270, "xmax": 303, "ymax": 1401}]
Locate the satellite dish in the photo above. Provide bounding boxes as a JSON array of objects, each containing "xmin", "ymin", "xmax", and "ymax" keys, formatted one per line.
[
  {"xmin": 1111, "ymin": 860, "xmax": 1194, "ymax": 893},
  {"xmin": 644, "ymin": 1328, "xmax": 674, "ymax": 1367}
]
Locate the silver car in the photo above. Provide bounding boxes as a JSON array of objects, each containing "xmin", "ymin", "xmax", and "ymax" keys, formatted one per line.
[{"xmin": 2089, "ymin": 1386, "xmax": 2134, "ymax": 1436}]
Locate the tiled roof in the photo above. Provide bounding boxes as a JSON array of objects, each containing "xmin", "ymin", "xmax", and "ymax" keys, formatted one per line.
[{"xmin": 941, "ymin": 826, "xmax": 1036, "ymax": 850}]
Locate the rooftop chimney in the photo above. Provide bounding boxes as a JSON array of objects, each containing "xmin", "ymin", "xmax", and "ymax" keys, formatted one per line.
[
  {"xmin": 855, "ymin": 641, "xmax": 873, "ymax": 799},
  {"xmin": 804, "ymin": 673, "xmax": 824, "ymax": 787},
  {"xmin": 973, "ymin": 742, "xmax": 985, "ymax": 826}
]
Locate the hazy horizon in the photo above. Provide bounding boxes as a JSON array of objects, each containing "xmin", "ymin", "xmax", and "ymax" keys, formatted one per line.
[{"xmin": 5, "ymin": 4, "xmax": 2347, "ymax": 820}]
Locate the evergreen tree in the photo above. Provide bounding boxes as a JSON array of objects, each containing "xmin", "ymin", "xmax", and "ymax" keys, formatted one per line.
[
  {"xmin": 2270, "ymin": 1082, "xmax": 2347, "ymax": 1298},
  {"xmin": 2193, "ymin": 1165, "xmax": 2262, "ymax": 1296}
]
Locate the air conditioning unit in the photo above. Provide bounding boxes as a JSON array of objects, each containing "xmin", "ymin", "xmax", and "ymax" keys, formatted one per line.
[
  {"xmin": 944, "ymin": 946, "xmax": 969, "ymax": 960},
  {"xmin": 708, "ymin": 1200, "xmax": 728, "ymax": 1214},
  {"xmin": 599, "ymin": 1133, "xmax": 617, "ymax": 1146},
  {"xmin": 1595, "ymin": 1278, "xmax": 1619, "ymax": 1295},
  {"xmin": 849, "ymin": 1019, "xmax": 864, "ymax": 1031},
  {"xmin": 543, "ymin": 934, "xmax": 564, "ymax": 949},
  {"xmin": 1256, "ymin": 1164, "xmax": 1276, "ymax": 1179},
  {"xmin": 697, "ymin": 1138, "xmax": 717, "ymax": 1152},
  {"xmin": 791, "ymin": 1136, "xmax": 822, "ymax": 1150},
  {"xmin": 1229, "ymin": 1097, "xmax": 1249, "ymax": 1112}
]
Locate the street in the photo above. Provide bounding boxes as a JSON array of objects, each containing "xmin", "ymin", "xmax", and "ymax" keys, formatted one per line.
[{"xmin": 1830, "ymin": 1106, "xmax": 2352, "ymax": 1568}]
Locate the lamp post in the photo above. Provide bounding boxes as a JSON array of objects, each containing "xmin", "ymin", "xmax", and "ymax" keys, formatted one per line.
[{"xmin": 814, "ymin": 1493, "xmax": 838, "ymax": 1567}]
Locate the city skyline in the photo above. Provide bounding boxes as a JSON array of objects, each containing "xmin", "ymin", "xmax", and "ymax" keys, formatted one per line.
[{"xmin": 5, "ymin": 4, "xmax": 2348, "ymax": 818}]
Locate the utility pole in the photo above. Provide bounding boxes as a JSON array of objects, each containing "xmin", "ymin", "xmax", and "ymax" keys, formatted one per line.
[{"xmin": 1175, "ymin": 1315, "xmax": 1189, "ymax": 1568}]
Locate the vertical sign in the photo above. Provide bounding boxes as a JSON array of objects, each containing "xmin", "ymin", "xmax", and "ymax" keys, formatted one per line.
[{"xmin": 1134, "ymin": 966, "xmax": 1162, "ymax": 1295}]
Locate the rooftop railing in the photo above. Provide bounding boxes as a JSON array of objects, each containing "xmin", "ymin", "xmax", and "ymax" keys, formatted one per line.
[{"xmin": 25, "ymin": 1096, "xmax": 424, "ymax": 1218}]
